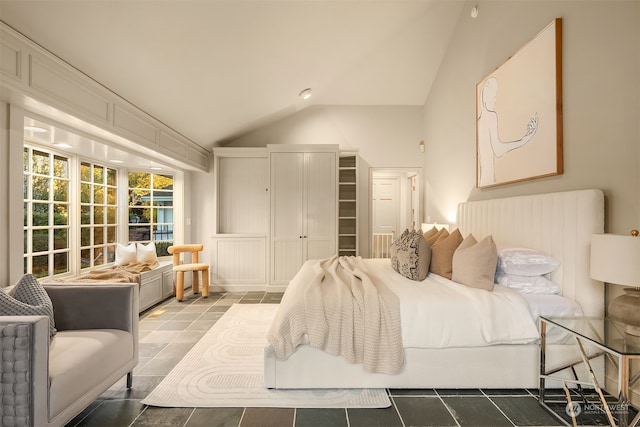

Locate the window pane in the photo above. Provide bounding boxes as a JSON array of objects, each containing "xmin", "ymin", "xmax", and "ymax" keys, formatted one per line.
[
  {"xmin": 81, "ymin": 227, "xmax": 91, "ymax": 246},
  {"xmin": 23, "ymin": 147, "xmax": 28, "ymax": 171},
  {"xmin": 23, "ymin": 230, "xmax": 27, "ymax": 254},
  {"xmin": 94, "ymin": 185, "xmax": 105, "ymax": 204},
  {"xmin": 106, "ymin": 244, "xmax": 116, "ymax": 263},
  {"xmin": 94, "ymin": 226, "xmax": 104, "ymax": 245},
  {"xmin": 23, "ymin": 176, "xmax": 27, "ymax": 199},
  {"xmin": 53, "ymin": 204, "xmax": 68, "ymax": 225},
  {"xmin": 153, "ymin": 224, "xmax": 173, "ymax": 241},
  {"xmin": 129, "ymin": 172, "xmax": 150, "ymax": 189},
  {"xmin": 53, "ymin": 179, "xmax": 68, "ymax": 202},
  {"xmin": 129, "ymin": 225, "xmax": 150, "ymax": 241},
  {"xmin": 94, "ymin": 206, "xmax": 104, "ymax": 224},
  {"xmin": 106, "ymin": 206, "xmax": 117, "ymax": 224},
  {"xmin": 152, "ymin": 191, "xmax": 173, "ymax": 206},
  {"xmin": 107, "ymin": 187, "xmax": 117, "ymax": 205},
  {"xmin": 54, "ymin": 228, "xmax": 67, "ymax": 250},
  {"xmin": 32, "ymin": 176, "xmax": 50, "ymax": 200},
  {"xmin": 153, "ymin": 174, "xmax": 173, "ymax": 189},
  {"xmin": 53, "ymin": 252, "xmax": 68, "ymax": 275},
  {"xmin": 23, "ymin": 203, "xmax": 27, "ymax": 227},
  {"xmin": 32, "ymin": 150, "xmax": 49, "ymax": 175},
  {"xmin": 94, "ymin": 247, "xmax": 105, "ymax": 265},
  {"xmin": 81, "ymin": 249, "xmax": 91, "ymax": 269},
  {"xmin": 32, "ymin": 203, "xmax": 49, "ymax": 226},
  {"xmin": 93, "ymin": 165, "xmax": 104, "ymax": 184},
  {"xmin": 32, "ymin": 229, "xmax": 49, "ymax": 252},
  {"xmin": 80, "ymin": 162, "xmax": 91, "ymax": 182},
  {"xmin": 107, "ymin": 168, "xmax": 116, "ymax": 186},
  {"xmin": 107, "ymin": 226, "xmax": 116, "ymax": 243},
  {"xmin": 81, "ymin": 205, "xmax": 90, "ymax": 225},
  {"xmin": 129, "ymin": 207, "xmax": 149, "ymax": 223},
  {"xmin": 32, "ymin": 254, "xmax": 49, "ymax": 278},
  {"xmin": 81, "ymin": 183, "xmax": 91, "ymax": 203},
  {"xmin": 155, "ymin": 241, "xmax": 172, "ymax": 257},
  {"xmin": 53, "ymin": 155, "xmax": 69, "ymax": 178}
]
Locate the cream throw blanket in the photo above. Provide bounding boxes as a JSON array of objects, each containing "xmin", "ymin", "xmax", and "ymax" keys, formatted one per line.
[{"xmin": 267, "ymin": 256, "xmax": 404, "ymax": 375}]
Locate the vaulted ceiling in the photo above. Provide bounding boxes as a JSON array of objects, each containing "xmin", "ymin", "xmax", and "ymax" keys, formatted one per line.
[{"xmin": 0, "ymin": 1, "xmax": 463, "ymax": 149}]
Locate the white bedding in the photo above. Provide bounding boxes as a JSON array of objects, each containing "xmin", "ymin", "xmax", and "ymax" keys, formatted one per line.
[{"xmin": 364, "ymin": 259, "xmax": 540, "ymax": 348}]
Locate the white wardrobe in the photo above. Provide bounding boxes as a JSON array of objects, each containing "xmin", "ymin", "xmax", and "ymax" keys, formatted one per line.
[
  {"xmin": 270, "ymin": 147, "xmax": 337, "ymax": 285},
  {"xmin": 212, "ymin": 144, "xmax": 341, "ymax": 291}
]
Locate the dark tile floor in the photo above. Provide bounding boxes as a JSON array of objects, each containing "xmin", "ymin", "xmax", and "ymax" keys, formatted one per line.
[{"xmin": 64, "ymin": 291, "xmax": 634, "ymax": 427}]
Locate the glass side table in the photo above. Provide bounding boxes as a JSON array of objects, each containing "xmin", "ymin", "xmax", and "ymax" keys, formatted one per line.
[{"xmin": 539, "ymin": 316, "xmax": 640, "ymax": 427}]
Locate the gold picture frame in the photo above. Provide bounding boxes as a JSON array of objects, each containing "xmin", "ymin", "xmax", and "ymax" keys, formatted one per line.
[{"xmin": 476, "ymin": 18, "xmax": 563, "ymax": 188}]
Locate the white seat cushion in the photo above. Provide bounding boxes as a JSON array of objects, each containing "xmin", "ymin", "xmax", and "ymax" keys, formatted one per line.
[{"xmin": 48, "ymin": 329, "xmax": 133, "ymax": 419}]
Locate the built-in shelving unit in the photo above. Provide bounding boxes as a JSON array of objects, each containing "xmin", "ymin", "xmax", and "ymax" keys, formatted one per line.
[{"xmin": 338, "ymin": 154, "xmax": 358, "ymax": 256}]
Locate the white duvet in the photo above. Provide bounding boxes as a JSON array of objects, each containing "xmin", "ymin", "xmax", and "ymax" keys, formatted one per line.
[{"xmin": 363, "ymin": 259, "xmax": 540, "ymax": 348}]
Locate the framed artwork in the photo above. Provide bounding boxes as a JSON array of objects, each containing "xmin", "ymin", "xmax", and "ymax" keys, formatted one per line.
[{"xmin": 476, "ymin": 18, "xmax": 563, "ymax": 188}]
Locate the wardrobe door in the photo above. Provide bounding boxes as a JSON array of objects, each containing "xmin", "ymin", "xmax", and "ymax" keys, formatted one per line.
[
  {"xmin": 270, "ymin": 153, "xmax": 305, "ymax": 285},
  {"xmin": 304, "ymin": 152, "xmax": 336, "ymax": 261}
]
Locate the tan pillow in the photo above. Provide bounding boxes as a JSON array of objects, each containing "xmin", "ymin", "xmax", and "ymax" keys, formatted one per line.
[
  {"xmin": 452, "ymin": 234, "xmax": 498, "ymax": 291},
  {"xmin": 423, "ymin": 227, "xmax": 439, "ymax": 241},
  {"xmin": 429, "ymin": 228, "xmax": 462, "ymax": 279},
  {"xmin": 425, "ymin": 228, "xmax": 447, "ymax": 246}
]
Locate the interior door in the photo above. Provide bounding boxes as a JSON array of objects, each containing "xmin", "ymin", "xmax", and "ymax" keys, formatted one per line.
[
  {"xmin": 304, "ymin": 152, "xmax": 337, "ymax": 261},
  {"xmin": 372, "ymin": 176, "xmax": 400, "ymax": 257},
  {"xmin": 270, "ymin": 152, "xmax": 304, "ymax": 284}
]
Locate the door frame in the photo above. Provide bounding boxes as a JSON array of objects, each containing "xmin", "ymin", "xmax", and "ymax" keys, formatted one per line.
[{"xmin": 368, "ymin": 167, "xmax": 423, "ymax": 257}]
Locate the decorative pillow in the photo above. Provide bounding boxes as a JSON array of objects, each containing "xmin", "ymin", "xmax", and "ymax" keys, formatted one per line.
[
  {"xmin": 429, "ymin": 228, "xmax": 463, "ymax": 279},
  {"xmin": 391, "ymin": 230, "xmax": 430, "ymax": 281},
  {"xmin": 137, "ymin": 242, "xmax": 159, "ymax": 265},
  {"xmin": 497, "ymin": 247, "xmax": 560, "ymax": 276},
  {"xmin": 495, "ymin": 272, "xmax": 561, "ymax": 294},
  {"xmin": 0, "ymin": 274, "xmax": 56, "ymax": 337},
  {"xmin": 115, "ymin": 243, "xmax": 137, "ymax": 266},
  {"xmin": 452, "ymin": 234, "xmax": 498, "ymax": 291},
  {"xmin": 425, "ymin": 228, "xmax": 447, "ymax": 246},
  {"xmin": 423, "ymin": 227, "xmax": 439, "ymax": 241}
]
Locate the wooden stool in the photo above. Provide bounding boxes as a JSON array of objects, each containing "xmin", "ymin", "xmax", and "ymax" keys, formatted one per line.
[{"xmin": 167, "ymin": 244, "xmax": 210, "ymax": 301}]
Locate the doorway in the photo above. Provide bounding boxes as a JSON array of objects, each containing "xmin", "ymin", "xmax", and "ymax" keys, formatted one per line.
[{"xmin": 370, "ymin": 168, "xmax": 421, "ymax": 258}]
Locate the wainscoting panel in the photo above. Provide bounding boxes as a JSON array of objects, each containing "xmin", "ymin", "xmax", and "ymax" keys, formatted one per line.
[{"xmin": 212, "ymin": 235, "xmax": 267, "ymax": 290}]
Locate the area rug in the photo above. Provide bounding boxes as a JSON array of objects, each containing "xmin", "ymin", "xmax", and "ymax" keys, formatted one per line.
[{"xmin": 141, "ymin": 303, "xmax": 391, "ymax": 408}]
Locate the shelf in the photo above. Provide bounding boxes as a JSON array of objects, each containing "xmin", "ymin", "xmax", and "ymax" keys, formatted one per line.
[{"xmin": 338, "ymin": 155, "xmax": 357, "ymax": 256}]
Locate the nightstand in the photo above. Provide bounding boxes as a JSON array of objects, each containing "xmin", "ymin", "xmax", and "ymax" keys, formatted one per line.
[{"xmin": 539, "ymin": 316, "xmax": 640, "ymax": 426}]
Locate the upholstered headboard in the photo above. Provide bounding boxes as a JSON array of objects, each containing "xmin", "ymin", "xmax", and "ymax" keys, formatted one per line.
[{"xmin": 457, "ymin": 189, "xmax": 605, "ymax": 317}]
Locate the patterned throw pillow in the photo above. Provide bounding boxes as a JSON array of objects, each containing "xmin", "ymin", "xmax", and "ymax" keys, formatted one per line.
[
  {"xmin": 391, "ymin": 229, "xmax": 430, "ymax": 281},
  {"xmin": 0, "ymin": 274, "xmax": 56, "ymax": 337}
]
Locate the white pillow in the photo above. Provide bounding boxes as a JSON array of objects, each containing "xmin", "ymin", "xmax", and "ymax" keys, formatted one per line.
[
  {"xmin": 497, "ymin": 247, "xmax": 559, "ymax": 276},
  {"xmin": 495, "ymin": 272, "xmax": 560, "ymax": 294},
  {"xmin": 136, "ymin": 242, "xmax": 159, "ymax": 264},
  {"xmin": 115, "ymin": 243, "xmax": 137, "ymax": 266}
]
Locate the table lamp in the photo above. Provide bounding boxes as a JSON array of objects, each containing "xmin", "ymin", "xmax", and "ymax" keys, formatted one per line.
[{"xmin": 590, "ymin": 230, "xmax": 640, "ymax": 335}]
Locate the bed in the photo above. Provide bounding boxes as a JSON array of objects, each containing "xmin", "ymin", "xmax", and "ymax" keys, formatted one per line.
[{"xmin": 264, "ymin": 189, "xmax": 605, "ymax": 389}]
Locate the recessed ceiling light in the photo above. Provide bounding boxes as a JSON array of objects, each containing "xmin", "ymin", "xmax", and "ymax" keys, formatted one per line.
[
  {"xmin": 299, "ymin": 88, "xmax": 312, "ymax": 100},
  {"xmin": 53, "ymin": 142, "xmax": 72, "ymax": 148},
  {"xmin": 150, "ymin": 166, "xmax": 162, "ymax": 171},
  {"xmin": 25, "ymin": 125, "xmax": 47, "ymax": 133},
  {"xmin": 111, "ymin": 159, "xmax": 124, "ymax": 164}
]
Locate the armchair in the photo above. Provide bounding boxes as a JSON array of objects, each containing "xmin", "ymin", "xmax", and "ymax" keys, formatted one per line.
[{"xmin": 0, "ymin": 283, "xmax": 138, "ymax": 427}]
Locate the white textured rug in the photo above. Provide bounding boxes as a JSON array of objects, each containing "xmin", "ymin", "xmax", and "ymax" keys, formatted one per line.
[{"xmin": 141, "ymin": 303, "xmax": 391, "ymax": 408}]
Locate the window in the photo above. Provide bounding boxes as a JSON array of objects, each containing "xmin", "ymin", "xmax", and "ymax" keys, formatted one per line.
[
  {"xmin": 23, "ymin": 146, "xmax": 71, "ymax": 278},
  {"xmin": 80, "ymin": 161, "xmax": 118, "ymax": 269},
  {"xmin": 128, "ymin": 172, "xmax": 174, "ymax": 256}
]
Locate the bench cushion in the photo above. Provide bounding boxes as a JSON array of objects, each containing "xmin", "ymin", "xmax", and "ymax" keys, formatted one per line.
[{"xmin": 48, "ymin": 329, "xmax": 133, "ymax": 418}]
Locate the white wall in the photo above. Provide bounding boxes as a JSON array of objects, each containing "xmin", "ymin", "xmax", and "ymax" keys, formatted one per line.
[{"xmin": 423, "ymin": 0, "xmax": 639, "ymax": 234}]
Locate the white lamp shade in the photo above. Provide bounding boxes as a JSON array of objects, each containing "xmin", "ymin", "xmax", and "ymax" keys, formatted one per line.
[{"xmin": 590, "ymin": 234, "xmax": 640, "ymax": 286}]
